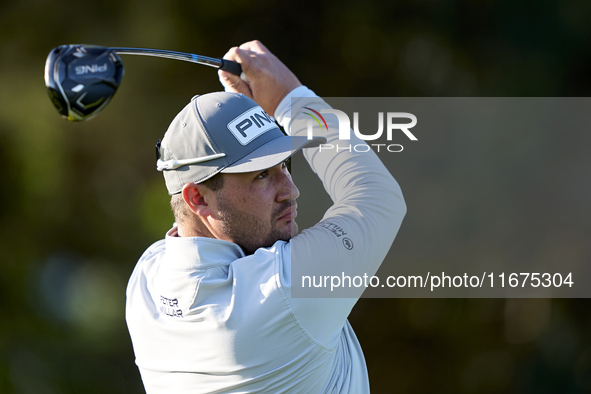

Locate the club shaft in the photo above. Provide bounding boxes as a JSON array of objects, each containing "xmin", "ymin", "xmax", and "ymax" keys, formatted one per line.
[{"xmin": 110, "ymin": 47, "xmax": 223, "ymax": 68}]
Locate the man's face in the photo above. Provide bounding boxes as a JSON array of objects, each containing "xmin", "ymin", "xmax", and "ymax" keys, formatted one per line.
[{"xmin": 209, "ymin": 161, "xmax": 300, "ymax": 254}]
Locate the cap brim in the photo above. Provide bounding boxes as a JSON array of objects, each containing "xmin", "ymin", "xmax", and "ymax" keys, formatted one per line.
[{"xmin": 221, "ymin": 135, "xmax": 326, "ymax": 174}]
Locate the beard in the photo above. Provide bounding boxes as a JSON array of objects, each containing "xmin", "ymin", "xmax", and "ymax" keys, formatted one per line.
[{"xmin": 216, "ymin": 196, "xmax": 298, "ymax": 255}]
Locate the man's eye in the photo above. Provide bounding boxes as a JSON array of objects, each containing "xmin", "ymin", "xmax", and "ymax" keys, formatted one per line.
[{"xmin": 256, "ymin": 171, "xmax": 268, "ymax": 179}]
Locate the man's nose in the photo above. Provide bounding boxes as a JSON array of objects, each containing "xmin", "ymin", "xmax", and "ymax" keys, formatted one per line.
[{"xmin": 276, "ymin": 168, "xmax": 299, "ymax": 202}]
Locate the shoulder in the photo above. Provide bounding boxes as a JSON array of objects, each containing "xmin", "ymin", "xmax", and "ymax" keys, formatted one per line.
[
  {"xmin": 139, "ymin": 239, "xmax": 166, "ymax": 261},
  {"xmin": 252, "ymin": 240, "xmax": 292, "ymax": 290},
  {"xmin": 128, "ymin": 239, "xmax": 165, "ymax": 287},
  {"xmin": 251, "ymin": 240, "xmax": 291, "ymax": 272},
  {"xmin": 254, "ymin": 240, "xmax": 291, "ymax": 257},
  {"xmin": 231, "ymin": 241, "xmax": 291, "ymax": 288},
  {"xmin": 132, "ymin": 239, "xmax": 166, "ymax": 275}
]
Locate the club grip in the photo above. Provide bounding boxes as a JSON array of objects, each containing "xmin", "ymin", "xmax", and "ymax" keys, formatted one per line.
[{"xmin": 219, "ymin": 59, "xmax": 242, "ymax": 76}]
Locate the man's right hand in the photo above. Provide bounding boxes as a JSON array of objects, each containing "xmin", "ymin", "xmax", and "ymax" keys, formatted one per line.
[{"xmin": 218, "ymin": 40, "xmax": 302, "ymax": 116}]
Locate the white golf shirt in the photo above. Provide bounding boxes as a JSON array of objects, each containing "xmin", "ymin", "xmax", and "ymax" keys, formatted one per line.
[{"xmin": 126, "ymin": 87, "xmax": 406, "ymax": 393}]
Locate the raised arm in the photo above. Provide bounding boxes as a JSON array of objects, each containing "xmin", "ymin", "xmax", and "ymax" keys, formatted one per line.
[{"xmin": 219, "ymin": 41, "xmax": 406, "ymax": 346}]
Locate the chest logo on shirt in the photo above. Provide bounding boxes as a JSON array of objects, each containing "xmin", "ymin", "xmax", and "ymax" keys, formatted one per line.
[{"xmin": 159, "ymin": 295, "xmax": 184, "ymax": 318}]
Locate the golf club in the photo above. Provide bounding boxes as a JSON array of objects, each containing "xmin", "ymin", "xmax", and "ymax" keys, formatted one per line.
[{"xmin": 44, "ymin": 44, "xmax": 242, "ymax": 121}]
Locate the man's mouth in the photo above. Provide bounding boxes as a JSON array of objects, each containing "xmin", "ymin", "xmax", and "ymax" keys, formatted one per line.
[{"xmin": 277, "ymin": 202, "xmax": 298, "ymax": 221}]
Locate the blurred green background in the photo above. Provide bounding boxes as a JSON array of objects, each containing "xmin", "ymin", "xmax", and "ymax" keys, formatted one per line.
[{"xmin": 1, "ymin": 0, "xmax": 591, "ymax": 393}]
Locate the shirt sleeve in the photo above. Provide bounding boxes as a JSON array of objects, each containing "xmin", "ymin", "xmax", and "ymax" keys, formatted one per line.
[{"xmin": 274, "ymin": 88, "xmax": 407, "ymax": 346}]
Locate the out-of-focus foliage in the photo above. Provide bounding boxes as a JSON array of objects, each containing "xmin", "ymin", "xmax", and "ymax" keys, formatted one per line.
[{"xmin": 1, "ymin": 0, "xmax": 590, "ymax": 393}]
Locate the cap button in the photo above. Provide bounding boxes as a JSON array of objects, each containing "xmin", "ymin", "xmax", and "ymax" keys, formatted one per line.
[{"xmin": 216, "ymin": 102, "xmax": 222, "ymax": 107}]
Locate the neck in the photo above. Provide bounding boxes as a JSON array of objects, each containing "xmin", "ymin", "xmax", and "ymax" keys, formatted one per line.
[{"xmin": 177, "ymin": 221, "xmax": 215, "ymax": 238}]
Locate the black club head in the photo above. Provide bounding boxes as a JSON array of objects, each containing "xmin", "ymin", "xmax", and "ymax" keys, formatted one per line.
[{"xmin": 44, "ymin": 45, "xmax": 124, "ymax": 121}]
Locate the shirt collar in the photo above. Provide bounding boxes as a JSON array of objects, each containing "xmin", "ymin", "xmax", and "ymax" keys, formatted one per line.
[{"xmin": 164, "ymin": 226, "xmax": 246, "ymax": 270}]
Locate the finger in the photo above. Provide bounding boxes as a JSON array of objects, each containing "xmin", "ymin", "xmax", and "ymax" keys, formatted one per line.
[
  {"xmin": 239, "ymin": 40, "xmax": 269, "ymax": 54},
  {"xmin": 221, "ymin": 46, "xmax": 240, "ymax": 62},
  {"xmin": 218, "ymin": 70, "xmax": 253, "ymax": 97},
  {"xmin": 222, "ymin": 47, "xmax": 254, "ymax": 75},
  {"xmin": 228, "ymin": 47, "xmax": 253, "ymax": 71}
]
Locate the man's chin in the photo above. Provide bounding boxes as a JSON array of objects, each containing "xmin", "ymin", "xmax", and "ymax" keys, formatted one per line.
[
  {"xmin": 289, "ymin": 220, "xmax": 299, "ymax": 238},
  {"xmin": 274, "ymin": 221, "xmax": 298, "ymax": 243},
  {"xmin": 247, "ymin": 221, "xmax": 298, "ymax": 253}
]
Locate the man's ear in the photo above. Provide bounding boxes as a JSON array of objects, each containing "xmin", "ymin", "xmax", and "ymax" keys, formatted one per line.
[{"xmin": 181, "ymin": 183, "xmax": 212, "ymax": 218}]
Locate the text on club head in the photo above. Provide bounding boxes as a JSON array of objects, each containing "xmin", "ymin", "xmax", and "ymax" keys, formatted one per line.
[{"xmin": 75, "ymin": 64, "xmax": 108, "ymax": 75}]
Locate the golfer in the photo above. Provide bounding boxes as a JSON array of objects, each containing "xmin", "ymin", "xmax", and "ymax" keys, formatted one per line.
[{"xmin": 126, "ymin": 40, "xmax": 406, "ymax": 393}]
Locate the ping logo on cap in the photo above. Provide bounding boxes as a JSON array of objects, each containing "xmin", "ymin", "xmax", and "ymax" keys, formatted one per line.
[{"xmin": 227, "ymin": 107, "xmax": 276, "ymax": 145}]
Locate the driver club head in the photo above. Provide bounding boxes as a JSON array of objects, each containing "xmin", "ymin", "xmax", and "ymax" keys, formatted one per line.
[{"xmin": 44, "ymin": 45, "xmax": 124, "ymax": 121}]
